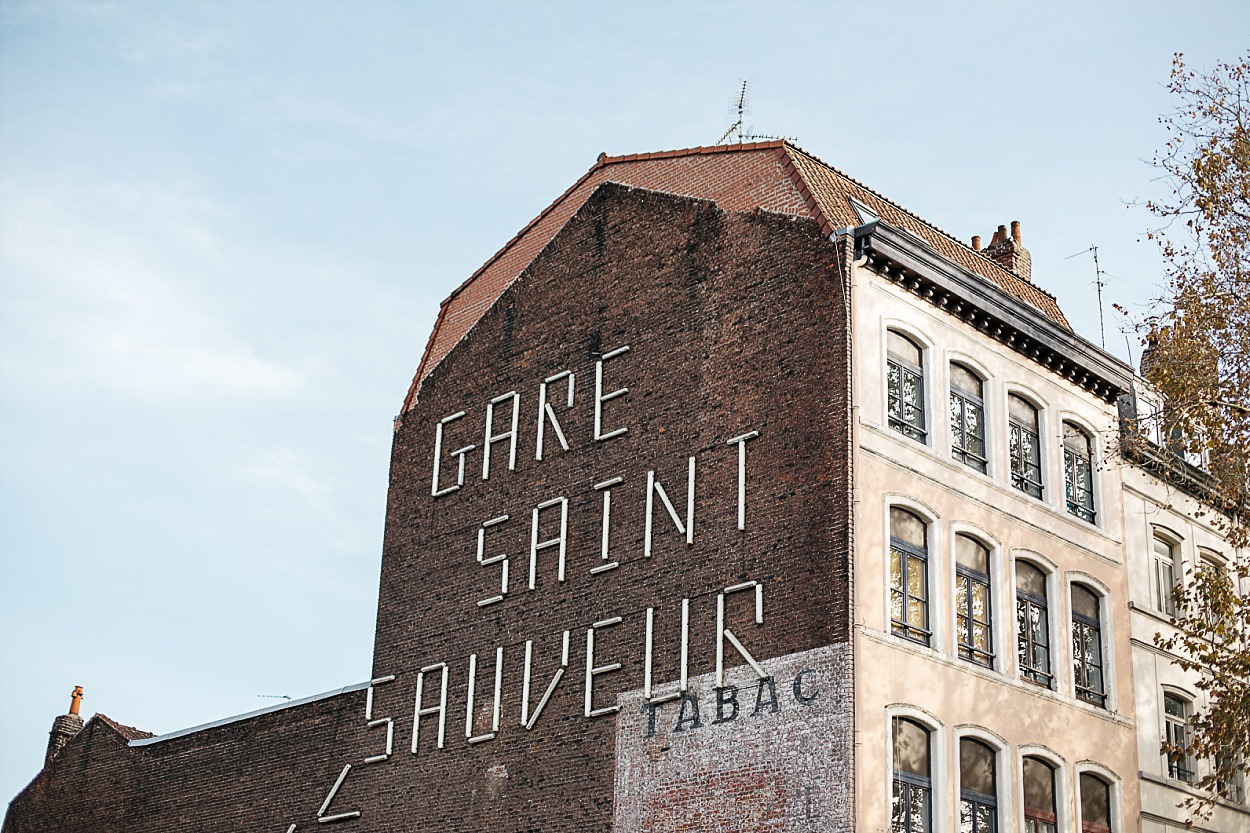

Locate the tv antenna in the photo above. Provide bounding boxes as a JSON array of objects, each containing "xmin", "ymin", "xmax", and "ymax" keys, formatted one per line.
[
  {"xmin": 716, "ymin": 81, "xmax": 792, "ymax": 145},
  {"xmin": 1066, "ymin": 245, "xmax": 1107, "ymax": 349}
]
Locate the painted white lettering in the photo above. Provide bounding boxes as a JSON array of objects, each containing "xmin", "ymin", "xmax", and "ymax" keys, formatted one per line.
[
  {"xmin": 644, "ymin": 458, "xmax": 695, "ymax": 558},
  {"xmin": 528, "ymin": 496, "xmax": 568, "ymax": 590},
  {"xmin": 725, "ymin": 430, "xmax": 760, "ymax": 530},
  {"xmin": 584, "ymin": 617, "xmax": 624, "ymax": 717},
  {"xmin": 644, "ymin": 599, "xmax": 689, "ymax": 703},
  {"xmin": 316, "ymin": 764, "xmax": 361, "ymax": 823},
  {"xmin": 716, "ymin": 581, "xmax": 766, "ymax": 687},
  {"xmin": 482, "ymin": 391, "xmax": 520, "ymax": 480},
  {"xmin": 535, "ymin": 370, "xmax": 574, "ymax": 460},
  {"xmin": 522, "ymin": 630, "xmax": 569, "ymax": 730},
  {"xmin": 476, "ymin": 515, "xmax": 510, "ymax": 606},
  {"xmin": 594, "ymin": 346, "xmax": 630, "ymax": 441},
  {"xmin": 411, "ymin": 663, "xmax": 449, "ymax": 754},
  {"xmin": 363, "ymin": 674, "xmax": 396, "ymax": 764},
  {"xmin": 590, "ymin": 477, "xmax": 623, "ymax": 574},
  {"xmin": 432, "ymin": 411, "xmax": 475, "ymax": 497},
  {"xmin": 465, "ymin": 647, "xmax": 504, "ymax": 744}
]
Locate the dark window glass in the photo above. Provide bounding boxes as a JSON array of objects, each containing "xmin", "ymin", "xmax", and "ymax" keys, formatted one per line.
[
  {"xmin": 1009, "ymin": 395, "xmax": 1043, "ymax": 498},
  {"xmin": 956, "ymin": 535, "xmax": 993, "ymax": 667},
  {"xmin": 1079, "ymin": 773, "xmax": 1113, "ymax": 833},
  {"xmin": 888, "ymin": 332, "xmax": 927, "ymax": 442},
  {"xmin": 960, "ymin": 739, "xmax": 997, "ymax": 833},
  {"xmin": 890, "ymin": 508, "xmax": 930, "ymax": 645},
  {"xmin": 1016, "ymin": 562, "xmax": 1052, "ymax": 688},
  {"xmin": 1023, "ymin": 757, "xmax": 1057, "ymax": 833},
  {"xmin": 1071, "ymin": 585, "xmax": 1105, "ymax": 707},
  {"xmin": 1064, "ymin": 424, "xmax": 1095, "ymax": 522},
  {"xmin": 950, "ymin": 364, "xmax": 987, "ymax": 473},
  {"xmin": 892, "ymin": 718, "xmax": 932, "ymax": 833}
]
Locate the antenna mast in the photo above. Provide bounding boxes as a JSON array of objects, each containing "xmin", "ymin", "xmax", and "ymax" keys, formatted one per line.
[
  {"xmin": 717, "ymin": 81, "xmax": 750, "ymax": 145},
  {"xmin": 1065, "ymin": 245, "xmax": 1108, "ymax": 349}
]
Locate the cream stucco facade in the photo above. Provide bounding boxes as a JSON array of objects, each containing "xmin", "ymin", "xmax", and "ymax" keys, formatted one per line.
[{"xmin": 846, "ymin": 223, "xmax": 1146, "ymax": 833}]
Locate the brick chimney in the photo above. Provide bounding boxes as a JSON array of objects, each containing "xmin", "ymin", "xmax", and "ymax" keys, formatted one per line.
[
  {"xmin": 44, "ymin": 686, "xmax": 85, "ymax": 767},
  {"xmin": 980, "ymin": 220, "xmax": 1032, "ymax": 283}
]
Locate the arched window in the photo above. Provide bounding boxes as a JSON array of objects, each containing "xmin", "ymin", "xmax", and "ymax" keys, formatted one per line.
[
  {"xmin": 888, "ymin": 331, "xmax": 926, "ymax": 442},
  {"xmin": 890, "ymin": 508, "xmax": 930, "ymax": 645},
  {"xmin": 1063, "ymin": 423, "xmax": 1095, "ymax": 522},
  {"xmin": 955, "ymin": 535, "xmax": 993, "ymax": 667},
  {"xmin": 1164, "ymin": 693, "xmax": 1195, "ymax": 782},
  {"xmin": 1016, "ymin": 561, "xmax": 1052, "ymax": 688},
  {"xmin": 892, "ymin": 717, "xmax": 932, "ymax": 833},
  {"xmin": 1009, "ymin": 395, "xmax": 1043, "ymax": 498},
  {"xmin": 960, "ymin": 738, "xmax": 998, "ymax": 833},
  {"xmin": 1022, "ymin": 757, "xmax": 1057, "ymax": 833},
  {"xmin": 1071, "ymin": 585, "xmax": 1105, "ymax": 707},
  {"xmin": 1151, "ymin": 536, "xmax": 1178, "ymax": 616},
  {"xmin": 1079, "ymin": 772, "xmax": 1114, "ymax": 833},
  {"xmin": 950, "ymin": 363, "xmax": 987, "ymax": 472}
]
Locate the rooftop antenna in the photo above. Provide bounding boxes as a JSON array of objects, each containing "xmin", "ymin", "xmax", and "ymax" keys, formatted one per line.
[
  {"xmin": 717, "ymin": 81, "xmax": 750, "ymax": 145},
  {"xmin": 258, "ymin": 694, "xmax": 292, "ymax": 701},
  {"xmin": 1066, "ymin": 245, "xmax": 1107, "ymax": 349},
  {"xmin": 715, "ymin": 81, "xmax": 796, "ymax": 146}
]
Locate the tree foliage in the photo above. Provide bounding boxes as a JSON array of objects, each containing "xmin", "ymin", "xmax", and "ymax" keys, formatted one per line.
[
  {"xmin": 1141, "ymin": 53, "xmax": 1249, "ymax": 545},
  {"xmin": 1143, "ymin": 53, "xmax": 1250, "ymax": 821}
]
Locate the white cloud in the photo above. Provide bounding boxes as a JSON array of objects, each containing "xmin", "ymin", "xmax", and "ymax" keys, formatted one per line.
[{"xmin": 0, "ymin": 178, "xmax": 304, "ymax": 401}]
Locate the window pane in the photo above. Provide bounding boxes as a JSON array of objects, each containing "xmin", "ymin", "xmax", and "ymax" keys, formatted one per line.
[
  {"xmin": 1016, "ymin": 562, "xmax": 1046, "ymax": 596},
  {"xmin": 1023, "ymin": 758, "xmax": 1056, "ymax": 812},
  {"xmin": 893, "ymin": 718, "xmax": 930, "ymax": 776},
  {"xmin": 891, "ymin": 509, "xmax": 926, "ymax": 548},
  {"xmin": 888, "ymin": 331, "xmax": 922, "ymax": 366},
  {"xmin": 1072, "ymin": 585, "xmax": 1099, "ymax": 620},
  {"xmin": 956, "ymin": 535, "xmax": 989, "ymax": 574},
  {"xmin": 1079, "ymin": 774, "xmax": 1111, "ymax": 828},
  {"xmin": 960, "ymin": 739, "xmax": 996, "ymax": 795},
  {"xmin": 1009, "ymin": 394, "xmax": 1038, "ymax": 426},
  {"xmin": 951, "ymin": 363, "xmax": 982, "ymax": 395}
]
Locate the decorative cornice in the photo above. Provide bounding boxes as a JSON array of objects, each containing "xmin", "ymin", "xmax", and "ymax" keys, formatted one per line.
[{"xmin": 851, "ymin": 220, "xmax": 1133, "ymax": 403}]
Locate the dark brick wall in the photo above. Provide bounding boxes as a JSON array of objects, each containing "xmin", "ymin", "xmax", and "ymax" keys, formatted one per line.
[
  {"xmin": 4, "ymin": 182, "xmax": 854, "ymax": 832},
  {"xmin": 370, "ymin": 183, "xmax": 853, "ymax": 830}
]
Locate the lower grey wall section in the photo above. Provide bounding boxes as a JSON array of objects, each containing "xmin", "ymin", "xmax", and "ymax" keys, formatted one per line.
[{"xmin": 612, "ymin": 643, "xmax": 852, "ymax": 832}]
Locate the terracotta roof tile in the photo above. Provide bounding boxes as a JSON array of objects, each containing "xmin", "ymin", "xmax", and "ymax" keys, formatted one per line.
[{"xmin": 403, "ymin": 141, "xmax": 1071, "ymax": 410}]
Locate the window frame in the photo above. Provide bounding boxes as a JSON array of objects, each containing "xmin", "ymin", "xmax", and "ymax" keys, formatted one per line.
[
  {"xmin": 891, "ymin": 715, "xmax": 935, "ymax": 833},
  {"xmin": 950, "ymin": 362, "xmax": 989, "ymax": 473},
  {"xmin": 1062, "ymin": 421, "xmax": 1096, "ymax": 523},
  {"xmin": 1163, "ymin": 691, "xmax": 1196, "ymax": 783},
  {"xmin": 959, "ymin": 736, "xmax": 1000, "ymax": 833},
  {"xmin": 1151, "ymin": 534, "xmax": 1179, "ymax": 617},
  {"xmin": 1008, "ymin": 393, "xmax": 1044, "ymax": 499},
  {"xmin": 1070, "ymin": 583, "xmax": 1107, "ymax": 708},
  {"xmin": 1021, "ymin": 754, "xmax": 1060, "ymax": 833},
  {"xmin": 955, "ymin": 533, "xmax": 995, "ymax": 668},
  {"xmin": 1015, "ymin": 560, "xmax": 1053, "ymax": 689},
  {"xmin": 1077, "ymin": 769, "xmax": 1117, "ymax": 833},
  {"xmin": 889, "ymin": 507, "xmax": 931, "ymax": 646},
  {"xmin": 887, "ymin": 329, "xmax": 928, "ymax": 443}
]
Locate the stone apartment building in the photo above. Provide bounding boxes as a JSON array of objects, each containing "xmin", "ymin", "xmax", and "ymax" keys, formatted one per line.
[{"xmin": 4, "ymin": 140, "xmax": 1244, "ymax": 832}]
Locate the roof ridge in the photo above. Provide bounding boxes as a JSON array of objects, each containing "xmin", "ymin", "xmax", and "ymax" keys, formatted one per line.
[
  {"xmin": 93, "ymin": 713, "xmax": 153, "ymax": 741},
  {"xmin": 782, "ymin": 142, "xmax": 1060, "ymax": 304},
  {"xmin": 599, "ymin": 140, "xmax": 787, "ymax": 165}
]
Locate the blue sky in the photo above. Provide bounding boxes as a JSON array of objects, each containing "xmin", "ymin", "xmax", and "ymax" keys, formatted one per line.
[{"xmin": 1, "ymin": 0, "xmax": 1245, "ymax": 806}]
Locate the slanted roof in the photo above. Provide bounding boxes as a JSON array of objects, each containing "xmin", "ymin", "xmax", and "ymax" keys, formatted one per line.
[
  {"xmin": 403, "ymin": 141, "xmax": 1069, "ymax": 411},
  {"xmin": 94, "ymin": 713, "xmax": 153, "ymax": 742}
]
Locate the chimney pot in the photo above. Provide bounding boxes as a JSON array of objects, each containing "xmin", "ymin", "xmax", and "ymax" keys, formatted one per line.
[
  {"xmin": 971, "ymin": 235, "xmax": 981, "ymax": 251},
  {"xmin": 1011, "ymin": 220, "xmax": 1022, "ymax": 244}
]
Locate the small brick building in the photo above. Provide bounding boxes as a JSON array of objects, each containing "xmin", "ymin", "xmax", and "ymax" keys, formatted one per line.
[{"xmin": 5, "ymin": 141, "xmax": 1150, "ymax": 833}]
